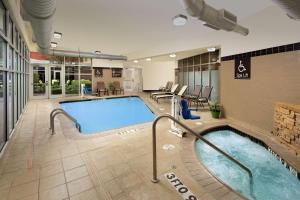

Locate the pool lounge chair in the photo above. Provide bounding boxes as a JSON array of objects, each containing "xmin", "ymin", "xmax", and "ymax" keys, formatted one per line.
[
  {"xmin": 159, "ymin": 81, "xmax": 173, "ymax": 91},
  {"xmin": 96, "ymin": 81, "xmax": 108, "ymax": 96},
  {"xmin": 112, "ymin": 81, "xmax": 124, "ymax": 95},
  {"xmin": 196, "ymin": 86, "xmax": 213, "ymax": 109},
  {"xmin": 184, "ymin": 85, "xmax": 202, "ymax": 106},
  {"xmin": 151, "ymin": 84, "xmax": 178, "ymax": 100},
  {"xmin": 150, "ymin": 81, "xmax": 173, "ymax": 99},
  {"xmin": 155, "ymin": 85, "xmax": 187, "ymax": 103}
]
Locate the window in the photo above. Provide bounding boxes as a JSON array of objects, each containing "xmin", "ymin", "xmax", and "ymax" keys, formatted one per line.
[
  {"xmin": 8, "ymin": 18, "xmax": 13, "ymax": 43},
  {"xmin": 0, "ymin": 2, "xmax": 6, "ymax": 34},
  {"xmin": 0, "ymin": 37, "xmax": 6, "ymax": 68},
  {"xmin": 112, "ymin": 68, "xmax": 122, "ymax": 78},
  {"xmin": 0, "ymin": 71, "xmax": 6, "ymax": 150}
]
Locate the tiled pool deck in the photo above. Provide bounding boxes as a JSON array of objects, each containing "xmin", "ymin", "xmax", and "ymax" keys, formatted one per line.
[{"xmin": 0, "ymin": 93, "xmax": 299, "ymax": 200}]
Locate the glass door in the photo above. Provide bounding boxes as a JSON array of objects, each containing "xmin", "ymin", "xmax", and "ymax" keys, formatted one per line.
[
  {"xmin": 31, "ymin": 65, "xmax": 49, "ymax": 99},
  {"xmin": 50, "ymin": 65, "xmax": 63, "ymax": 98}
]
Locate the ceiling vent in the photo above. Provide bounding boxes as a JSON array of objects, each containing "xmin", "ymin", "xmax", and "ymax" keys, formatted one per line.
[
  {"xmin": 180, "ymin": 0, "xmax": 249, "ymax": 36},
  {"xmin": 272, "ymin": 0, "xmax": 300, "ymax": 20}
]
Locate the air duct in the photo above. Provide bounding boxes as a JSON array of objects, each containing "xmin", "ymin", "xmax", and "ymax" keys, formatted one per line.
[
  {"xmin": 48, "ymin": 49, "xmax": 127, "ymax": 60},
  {"xmin": 180, "ymin": 0, "xmax": 249, "ymax": 36},
  {"xmin": 272, "ymin": 0, "xmax": 300, "ymax": 20},
  {"xmin": 21, "ymin": 0, "xmax": 56, "ymax": 52},
  {"xmin": 21, "ymin": 0, "xmax": 127, "ymax": 60}
]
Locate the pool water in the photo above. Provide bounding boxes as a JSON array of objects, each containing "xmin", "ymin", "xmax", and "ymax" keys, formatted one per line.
[
  {"xmin": 195, "ymin": 130, "xmax": 300, "ymax": 200},
  {"xmin": 61, "ymin": 97, "xmax": 156, "ymax": 134}
]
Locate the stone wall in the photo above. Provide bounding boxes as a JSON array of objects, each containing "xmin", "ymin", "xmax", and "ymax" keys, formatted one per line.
[{"xmin": 273, "ymin": 102, "xmax": 300, "ymax": 145}]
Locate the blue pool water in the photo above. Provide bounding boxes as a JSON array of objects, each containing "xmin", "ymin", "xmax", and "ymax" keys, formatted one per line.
[
  {"xmin": 60, "ymin": 97, "xmax": 156, "ymax": 134},
  {"xmin": 195, "ymin": 130, "xmax": 300, "ymax": 200}
]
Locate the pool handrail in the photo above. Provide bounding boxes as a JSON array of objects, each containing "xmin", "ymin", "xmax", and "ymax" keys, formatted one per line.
[
  {"xmin": 50, "ymin": 108, "xmax": 81, "ymax": 134},
  {"xmin": 151, "ymin": 114, "xmax": 255, "ymax": 199}
]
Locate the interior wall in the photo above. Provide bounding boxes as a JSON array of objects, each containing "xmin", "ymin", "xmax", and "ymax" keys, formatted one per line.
[
  {"xmin": 92, "ymin": 59, "xmax": 124, "ymax": 68},
  {"xmin": 92, "ymin": 68, "xmax": 123, "ymax": 92},
  {"xmin": 220, "ymin": 50, "xmax": 300, "ymax": 133},
  {"xmin": 140, "ymin": 61, "xmax": 176, "ymax": 90}
]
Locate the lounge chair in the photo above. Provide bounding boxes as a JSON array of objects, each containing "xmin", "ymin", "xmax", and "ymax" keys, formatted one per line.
[
  {"xmin": 159, "ymin": 81, "xmax": 173, "ymax": 91},
  {"xmin": 150, "ymin": 81, "xmax": 173, "ymax": 99},
  {"xmin": 196, "ymin": 86, "xmax": 213, "ymax": 109},
  {"xmin": 184, "ymin": 85, "xmax": 202, "ymax": 106},
  {"xmin": 180, "ymin": 99, "xmax": 200, "ymax": 120},
  {"xmin": 155, "ymin": 85, "xmax": 187, "ymax": 103},
  {"xmin": 112, "ymin": 81, "xmax": 124, "ymax": 95},
  {"xmin": 96, "ymin": 81, "xmax": 108, "ymax": 96}
]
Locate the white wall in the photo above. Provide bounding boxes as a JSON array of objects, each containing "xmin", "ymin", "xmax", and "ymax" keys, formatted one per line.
[
  {"xmin": 140, "ymin": 61, "xmax": 176, "ymax": 90},
  {"xmin": 92, "ymin": 59, "xmax": 124, "ymax": 68}
]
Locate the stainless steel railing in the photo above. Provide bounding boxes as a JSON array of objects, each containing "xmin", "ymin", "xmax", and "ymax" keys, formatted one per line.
[
  {"xmin": 49, "ymin": 108, "xmax": 81, "ymax": 134},
  {"xmin": 151, "ymin": 114, "xmax": 255, "ymax": 199}
]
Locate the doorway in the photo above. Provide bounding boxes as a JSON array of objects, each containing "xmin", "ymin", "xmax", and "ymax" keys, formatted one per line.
[
  {"xmin": 123, "ymin": 67, "xmax": 143, "ymax": 92},
  {"xmin": 30, "ymin": 65, "xmax": 64, "ymax": 99}
]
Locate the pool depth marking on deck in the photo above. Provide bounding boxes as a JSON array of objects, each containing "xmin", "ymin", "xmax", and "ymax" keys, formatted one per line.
[{"xmin": 165, "ymin": 172, "xmax": 199, "ymax": 200}]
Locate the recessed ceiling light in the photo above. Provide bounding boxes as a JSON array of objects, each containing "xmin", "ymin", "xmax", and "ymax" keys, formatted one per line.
[
  {"xmin": 146, "ymin": 58, "xmax": 151, "ymax": 61},
  {"xmin": 95, "ymin": 51, "xmax": 101, "ymax": 54},
  {"xmin": 172, "ymin": 14, "xmax": 188, "ymax": 26},
  {"xmin": 133, "ymin": 60, "xmax": 139, "ymax": 63},
  {"xmin": 50, "ymin": 42, "xmax": 57, "ymax": 48},
  {"xmin": 207, "ymin": 47, "xmax": 216, "ymax": 52},
  {"xmin": 169, "ymin": 53, "xmax": 176, "ymax": 58},
  {"xmin": 53, "ymin": 32, "xmax": 62, "ymax": 39}
]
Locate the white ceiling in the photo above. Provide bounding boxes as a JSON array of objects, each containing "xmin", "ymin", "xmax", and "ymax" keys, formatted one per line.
[{"xmin": 53, "ymin": 0, "xmax": 299, "ymax": 59}]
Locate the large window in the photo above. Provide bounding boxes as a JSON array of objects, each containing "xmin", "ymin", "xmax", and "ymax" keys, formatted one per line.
[
  {"xmin": 0, "ymin": 3, "xmax": 30, "ymax": 152},
  {"xmin": 0, "ymin": 2, "xmax": 5, "ymax": 33},
  {"xmin": 0, "ymin": 71, "xmax": 5, "ymax": 150},
  {"xmin": 177, "ymin": 50, "xmax": 220, "ymax": 101}
]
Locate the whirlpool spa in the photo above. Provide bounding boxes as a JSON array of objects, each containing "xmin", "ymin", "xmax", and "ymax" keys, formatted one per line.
[{"xmin": 195, "ymin": 126, "xmax": 300, "ymax": 200}]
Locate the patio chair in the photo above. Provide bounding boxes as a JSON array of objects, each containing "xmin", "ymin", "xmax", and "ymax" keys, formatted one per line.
[
  {"xmin": 150, "ymin": 81, "xmax": 173, "ymax": 99},
  {"xmin": 183, "ymin": 85, "xmax": 202, "ymax": 106},
  {"xmin": 112, "ymin": 81, "xmax": 124, "ymax": 95},
  {"xmin": 96, "ymin": 81, "xmax": 108, "ymax": 96},
  {"xmin": 180, "ymin": 99, "xmax": 200, "ymax": 120},
  {"xmin": 196, "ymin": 86, "xmax": 213, "ymax": 109},
  {"xmin": 155, "ymin": 85, "xmax": 187, "ymax": 103}
]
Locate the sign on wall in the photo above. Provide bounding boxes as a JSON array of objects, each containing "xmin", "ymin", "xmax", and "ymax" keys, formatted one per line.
[{"xmin": 234, "ymin": 57, "xmax": 251, "ymax": 79}]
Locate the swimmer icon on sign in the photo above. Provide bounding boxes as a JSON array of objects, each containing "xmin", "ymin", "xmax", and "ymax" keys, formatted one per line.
[{"xmin": 235, "ymin": 56, "xmax": 251, "ymax": 79}]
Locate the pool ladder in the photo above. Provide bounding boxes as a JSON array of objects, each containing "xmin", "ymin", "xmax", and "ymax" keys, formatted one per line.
[
  {"xmin": 49, "ymin": 108, "xmax": 81, "ymax": 134},
  {"xmin": 152, "ymin": 114, "xmax": 256, "ymax": 200}
]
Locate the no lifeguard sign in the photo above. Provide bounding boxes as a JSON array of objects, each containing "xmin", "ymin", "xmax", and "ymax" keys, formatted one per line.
[
  {"xmin": 165, "ymin": 172, "xmax": 198, "ymax": 200},
  {"xmin": 234, "ymin": 56, "xmax": 251, "ymax": 79}
]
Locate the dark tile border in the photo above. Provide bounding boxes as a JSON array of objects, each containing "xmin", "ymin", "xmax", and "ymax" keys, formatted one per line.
[{"xmin": 221, "ymin": 42, "xmax": 300, "ymax": 61}]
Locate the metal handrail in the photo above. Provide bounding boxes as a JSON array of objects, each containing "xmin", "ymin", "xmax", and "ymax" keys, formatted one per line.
[
  {"xmin": 151, "ymin": 114, "xmax": 255, "ymax": 199},
  {"xmin": 50, "ymin": 108, "xmax": 81, "ymax": 134}
]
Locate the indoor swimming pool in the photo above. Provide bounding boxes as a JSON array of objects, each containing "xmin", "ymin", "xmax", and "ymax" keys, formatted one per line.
[
  {"xmin": 60, "ymin": 96, "xmax": 156, "ymax": 133},
  {"xmin": 195, "ymin": 129, "xmax": 300, "ymax": 200}
]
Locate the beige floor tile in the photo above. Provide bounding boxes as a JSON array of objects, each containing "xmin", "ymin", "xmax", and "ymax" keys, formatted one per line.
[
  {"xmin": 65, "ymin": 166, "xmax": 89, "ymax": 182},
  {"xmin": 97, "ymin": 168, "xmax": 114, "ymax": 183},
  {"xmin": 39, "ymin": 172, "xmax": 66, "ymax": 191},
  {"xmin": 12, "ymin": 168, "xmax": 39, "ymax": 186},
  {"xmin": 70, "ymin": 188, "xmax": 103, "ymax": 200},
  {"xmin": 103, "ymin": 179, "xmax": 123, "ymax": 198},
  {"xmin": 8, "ymin": 180, "xmax": 39, "ymax": 200},
  {"xmin": 0, "ymin": 187, "xmax": 10, "ymax": 200},
  {"xmin": 39, "ymin": 184, "xmax": 68, "ymax": 200},
  {"xmin": 67, "ymin": 176, "xmax": 94, "ymax": 196},
  {"xmin": 40, "ymin": 160, "xmax": 64, "ymax": 178},
  {"xmin": 118, "ymin": 172, "xmax": 143, "ymax": 190},
  {"xmin": 63, "ymin": 155, "xmax": 85, "ymax": 171}
]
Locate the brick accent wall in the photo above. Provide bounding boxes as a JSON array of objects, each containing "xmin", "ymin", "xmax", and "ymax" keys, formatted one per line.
[{"xmin": 273, "ymin": 102, "xmax": 300, "ymax": 146}]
